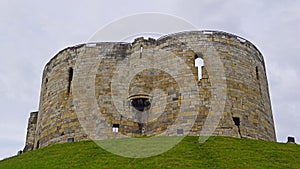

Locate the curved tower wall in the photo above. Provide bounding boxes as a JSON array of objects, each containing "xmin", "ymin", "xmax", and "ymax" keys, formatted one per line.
[{"xmin": 24, "ymin": 31, "xmax": 275, "ymax": 150}]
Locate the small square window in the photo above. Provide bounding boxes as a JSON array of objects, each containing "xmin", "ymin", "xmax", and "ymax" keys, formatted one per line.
[{"xmin": 177, "ymin": 129, "xmax": 183, "ymax": 134}]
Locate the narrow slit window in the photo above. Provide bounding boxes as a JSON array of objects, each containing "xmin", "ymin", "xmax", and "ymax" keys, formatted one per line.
[
  {"xmin": 36, "ymin": 140, "xmax": 40, "ymax": 149},
  {"xmin": 140, "ymin": 45, "xmax": 143, "ymax": 58},
  {"xmin": 195, "ymin": 54, "xmax": 204, "ymax": 79},
  {"xmin": 68, "ymin": 67, "xmax": 73, "ymax": 94},
  {"xmin": 44, "ymin": 78, "xmax": 48, "ymax": 97}
]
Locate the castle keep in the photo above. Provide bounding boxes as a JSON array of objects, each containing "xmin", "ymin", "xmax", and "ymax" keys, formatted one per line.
[{"xmin": 24, "ymin": 31, "xmax": 276, "ymax": 152}]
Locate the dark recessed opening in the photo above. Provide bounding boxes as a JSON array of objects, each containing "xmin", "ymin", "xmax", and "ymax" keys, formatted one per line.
[
  {"xmin": 129, "ymin": 94, "xmax": 151, "ymax": 112},
  {"xmin": 287, "ymin": 136, "xmax": 295, "ymax": 143},
  {"xmin": 232, "ymin": 117, "xmax": 242, "ymax": 138},
  {"xmin": 172, "ymin": 97, "xmax": 179, "ymax": 101},
  {"xmin": 67, "ymin": 137, "xmax": 74, "ymax": 142},
  {"xmin": 36, "ymin": 140, "xmax": 40, "ymax": 149},
  {"xmin": 67, "ymin": 67, "xmax": 73, "ymax": 94},
  {"xmin": 194, "ymin": 53, "xmax": 203, "ymax": 59},
  {"xmin": 232, "ymin": 117, "xmax": 240, "ymax": 126},
  {"xmin": 131, "ymin": 98, "xmax": 150, "ymax": 111},
  {"xmin": 140, "ymin": 45, "xmax": 143, "ymax": 58},
  {"xmin": 112, "ymin": 124, "xmax": 120, "ymax": 128}
]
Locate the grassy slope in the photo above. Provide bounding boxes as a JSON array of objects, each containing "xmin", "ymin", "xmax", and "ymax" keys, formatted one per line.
[{"xmin": 0, "ymin": 136, "xmax": 300, "ymax": 169}]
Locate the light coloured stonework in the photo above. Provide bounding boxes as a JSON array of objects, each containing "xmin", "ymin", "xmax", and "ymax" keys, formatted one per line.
[{"xmin": 24, "ymin": 31, "xmax": 276, "ymax": 151}]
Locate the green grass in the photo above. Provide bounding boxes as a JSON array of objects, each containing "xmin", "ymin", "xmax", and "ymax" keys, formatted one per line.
[{"xmin": 1, "ymin": 136, "xmax": 300, "ymax": 169}]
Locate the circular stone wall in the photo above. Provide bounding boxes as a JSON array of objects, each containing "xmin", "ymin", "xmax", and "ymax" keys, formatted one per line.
[{"xmin": 32, "ymin": 31, "xmax": 276, "ymax": 149}]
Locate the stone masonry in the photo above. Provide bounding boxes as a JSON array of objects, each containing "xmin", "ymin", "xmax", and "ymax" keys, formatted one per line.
[
  {"xmin": 24, "ymin": 30, "xmax": 276, "ymax": 151},
  {"xmin": 23, "ymin": 111, "xmax": 38, "ymax": 152}
]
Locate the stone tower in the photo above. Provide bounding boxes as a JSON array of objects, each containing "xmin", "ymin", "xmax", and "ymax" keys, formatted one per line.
[{"xmin": 24, "ymin": 31, "xmax": 276, "ymax": 151}]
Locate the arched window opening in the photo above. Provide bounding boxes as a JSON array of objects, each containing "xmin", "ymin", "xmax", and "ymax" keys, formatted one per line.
[{"xmin": 195, "ymin": 54, "xmax": 204, "ymax": 80}]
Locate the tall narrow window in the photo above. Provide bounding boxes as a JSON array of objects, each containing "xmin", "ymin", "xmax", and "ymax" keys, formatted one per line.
[
  {"xmin": 44, "ymin": 78, "xmax": 48, "ymax": 96},
  {"xmin": 36, "ymin": 140, "xmax": 40, "ymax": 149},
  {"xmin": 195, "ymin": 54, "xmax": 204, "ymax": 79},
  {"xmin": 68, "ymin": 67, "xmax": 73, "ymax": 94},
  {"xmin": 140, "ymin": 45, "xmax": 143, "ymax": 58}
]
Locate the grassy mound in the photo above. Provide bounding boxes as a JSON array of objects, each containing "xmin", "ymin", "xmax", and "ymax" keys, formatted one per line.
[{"xmin": 0, "ymin": 136, "xmax": 299, "ymax": 169}]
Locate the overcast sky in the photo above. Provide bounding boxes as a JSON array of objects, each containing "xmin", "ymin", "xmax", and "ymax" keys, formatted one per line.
[{"xmin": 0, "ymin": 0, "xmax": 300, "ymax": 159}]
